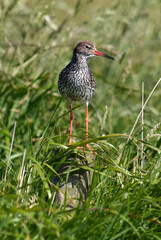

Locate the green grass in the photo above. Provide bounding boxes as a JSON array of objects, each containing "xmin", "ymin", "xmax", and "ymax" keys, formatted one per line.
[{"xmin": 0, "ymin": 0, "xmax": 161, "ymax": 239}]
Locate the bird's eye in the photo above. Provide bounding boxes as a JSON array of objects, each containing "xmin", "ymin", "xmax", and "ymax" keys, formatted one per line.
[{"xmin": 84, "ymin": 45, "xmax": 90, "ymax": 49}]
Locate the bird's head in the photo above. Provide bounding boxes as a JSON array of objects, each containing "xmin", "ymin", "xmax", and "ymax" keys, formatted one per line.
[{"xmin": 73, "ymin": 41, "xmax": 115, "ymax": 60}]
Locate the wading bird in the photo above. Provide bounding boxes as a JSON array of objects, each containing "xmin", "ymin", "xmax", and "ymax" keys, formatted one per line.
[{"xmin": 58, "ymin": 41, "xmax": 114, "ymax": 146}]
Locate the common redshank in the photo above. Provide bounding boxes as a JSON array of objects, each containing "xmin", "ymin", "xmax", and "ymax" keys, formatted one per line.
[{"xmin": 58, "ymin": 41, "xmax": 114, "ymax": 146}]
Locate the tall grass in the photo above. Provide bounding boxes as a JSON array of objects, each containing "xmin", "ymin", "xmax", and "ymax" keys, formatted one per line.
[{"xmin": 0, "ymin": 0, "xmax": 161, "ymax": 239}]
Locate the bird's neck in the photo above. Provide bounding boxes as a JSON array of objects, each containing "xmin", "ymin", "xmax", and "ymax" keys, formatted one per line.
[{"xmin": 71, "ymin": 53, "xmax": 89, "ymax": 68}]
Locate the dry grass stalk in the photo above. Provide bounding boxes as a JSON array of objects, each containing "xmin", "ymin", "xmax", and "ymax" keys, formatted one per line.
[
  {"xmin": 3, "ymin": 121, "xmax": 17, "ymax": 191},
  {"xmin": 141, "ymin": 82, "xmax": 144, "ymax": 169},
  {"xmin": 18, "ymin": 149, "xmax": 26, "ymax": 193}
]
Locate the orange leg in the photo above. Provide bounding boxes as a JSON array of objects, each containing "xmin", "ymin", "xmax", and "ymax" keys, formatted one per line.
[
  {"xmin": 68, "ymin": 105, "xmax": 73, "ymax": 145},
  {"xmin": 85, "ymin": 102, "xmax": 97, "ymax": 154},
  {"xmin": 85, "ymin": 101, "xmax": 90, "ymax": 148}
]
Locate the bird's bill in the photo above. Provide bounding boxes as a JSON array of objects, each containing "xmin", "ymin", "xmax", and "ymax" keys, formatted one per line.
[{"xmin": 93, "ymin": 50, "xmax": 115, "ymax": 60}]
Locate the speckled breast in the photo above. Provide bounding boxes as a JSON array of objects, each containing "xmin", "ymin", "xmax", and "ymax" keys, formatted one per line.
[{"xmin": 58, "ymin": 65, "xmax": 96, "ymax": 104}]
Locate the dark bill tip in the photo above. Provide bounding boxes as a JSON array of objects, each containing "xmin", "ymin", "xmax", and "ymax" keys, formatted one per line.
[{"xmin": 104, "ymin": 53, "xmax": 115, "ymax": 60}]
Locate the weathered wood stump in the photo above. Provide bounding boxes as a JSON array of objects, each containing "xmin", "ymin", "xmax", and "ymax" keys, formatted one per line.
[{"xmin": 51, "ymin": 149, "xmax": 96, "ymax": 209}]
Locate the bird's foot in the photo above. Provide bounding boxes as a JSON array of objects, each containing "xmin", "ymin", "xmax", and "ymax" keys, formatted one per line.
[
  {"xmin": 85, "ymin": 144, "xmax": 97, "ymax": 155},
  {"xmin": 68, "ymin": 141, "xmax": 97, "ymax": 154},
  {"xmin": 68, "ymin": 138, "xmax": 74, "ymax": 145},
  {"xmin": 68, "ymin": 139, "xmax": 83, "ymax": 149},
  {"xmin": 85, "ymin": 143, "xmax": 91, "ymax": 148}
]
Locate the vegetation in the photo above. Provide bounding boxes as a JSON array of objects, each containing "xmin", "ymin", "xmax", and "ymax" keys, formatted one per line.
[{"xmin": 0, "ymin": 0, "xmax": 161, "ymax": 239}]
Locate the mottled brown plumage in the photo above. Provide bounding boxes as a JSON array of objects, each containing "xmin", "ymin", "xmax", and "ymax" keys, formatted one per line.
[
  {"xmin": 58, "ymin": 41, "xmax": 114, "ymax": 145},
  {"xmin": 58, "ymin": 41, "xmax": 96, "ymax": 104}
]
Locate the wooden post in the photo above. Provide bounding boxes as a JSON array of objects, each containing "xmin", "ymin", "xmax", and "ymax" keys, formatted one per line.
[{"xmin": 51, "ymin": 150, "xmax": 96, "ymax": 209}]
